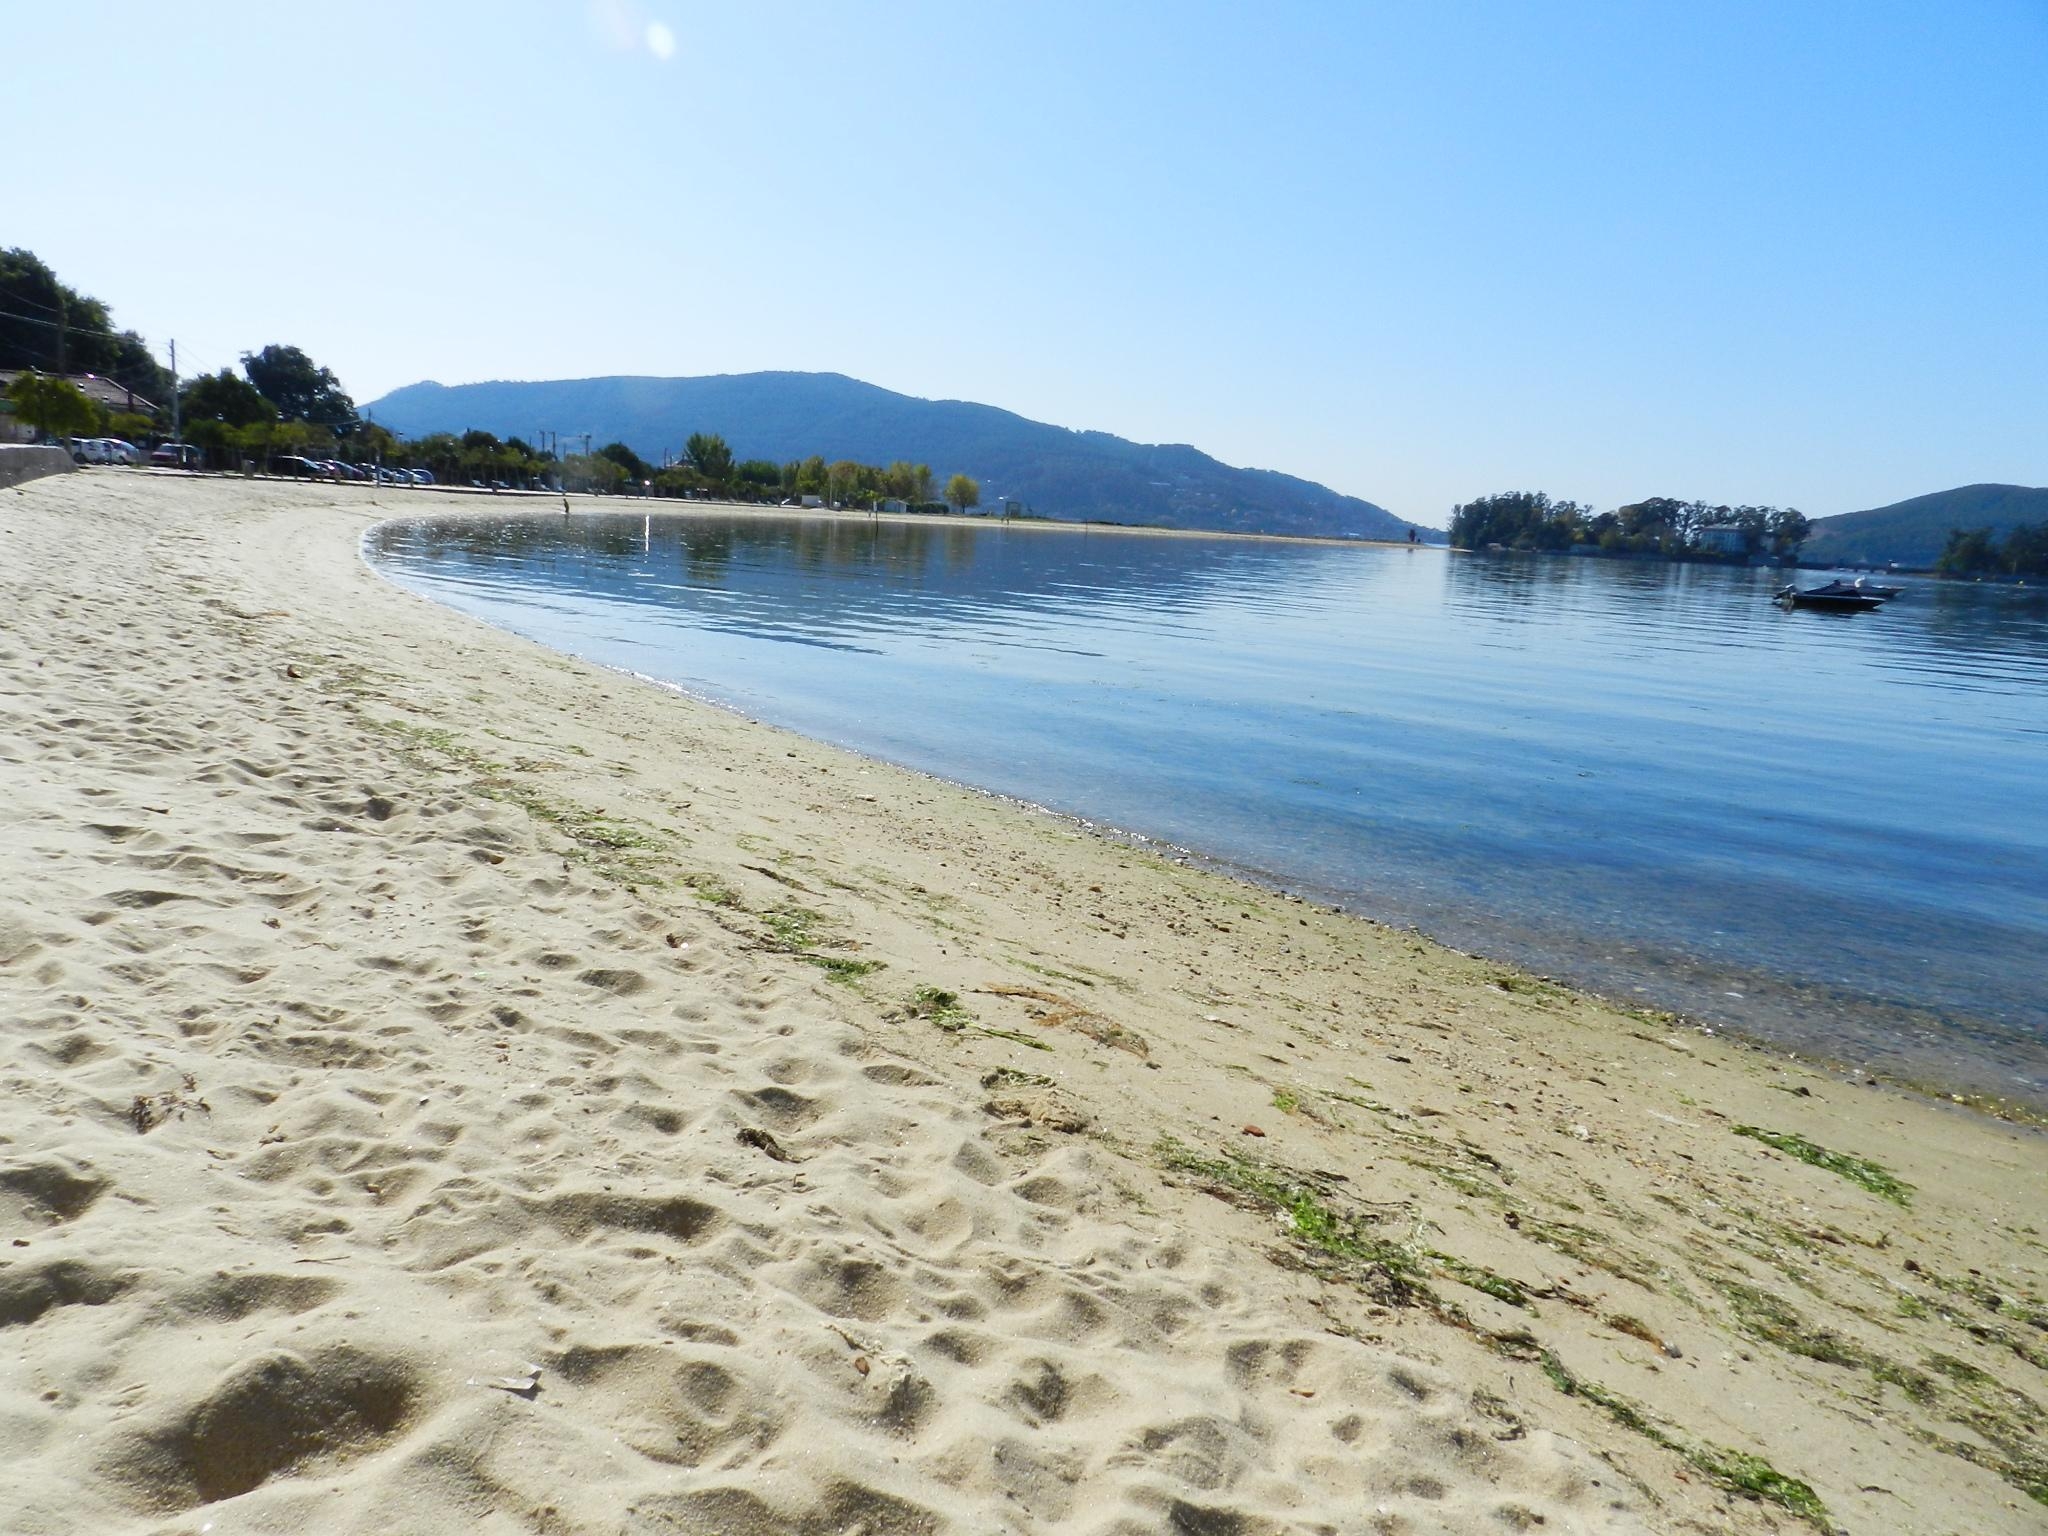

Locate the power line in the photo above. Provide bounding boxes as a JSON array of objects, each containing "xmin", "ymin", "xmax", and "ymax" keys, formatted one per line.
[
  {"xmin": 0, "ymin": 309, "xmax": 235, "ymax": 384},
  {"xmin": 0, "ymin": 288, "xmax": 68, "ymax": 317},
  {"xmin": 0, "ymin": 306, "xmax": 165, "ymax": 350},
  {"xmin": 0, "ymin": 307, "xmax": 91, "ymax": 334}
]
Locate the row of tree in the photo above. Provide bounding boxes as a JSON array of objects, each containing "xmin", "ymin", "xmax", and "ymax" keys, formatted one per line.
[
  {"xmin": 165, "ymin": 345, "xmax": 360, "ymax": 465},
  {"xmin": 610, "ymin": 441, "xmax": 979, "ymax": 513},
  {"xmin": 11, "ymin": 348, "xmax": 340, "ymax": 468},
  {"xmin": 1935, "ymin": 524, "xmax": 2048, "ymax": 578},
  {"xmin": 1448, "ymin": 491, "xmax": 1811, "ymax": 560},
  {"xmin": 8, "ymin": 359, "xmax": 989, "ymax": 513},
  {"xmin": 348, "ymin": 428, "xmax": 982, "ymax": 511},
  {"xmin": 7, "ymin": 247, "xmax": 992, "ymax": 513}
]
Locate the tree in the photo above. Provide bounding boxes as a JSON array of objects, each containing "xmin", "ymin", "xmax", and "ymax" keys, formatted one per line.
[
  {"xmin": 685, "ymin": 432, "xmax": 734, "ymax": 485},
  {"xmin": 828, "ymin": 459, "xmax": 873, "ymax": 506},
  {"xmin": 1612, "ymin": 497, "xmax": 1691, "ymax": 551},
  {"xmin": 3, "ymin": 248, "xmax": 174, "ymax": 408},
  {"xmin": 0, "ymin": 249, "xmax": 69, "ymax": 373},
  {"xmin": 945, "ymin": 473, "xmax": 980, "ymax": 514},
  {"xmin": 653, "ymin": 464, "xmax": 705, "ymax": 498},
  {"xmin": 1936, "ymin": 527, "xmax": 2000, "ymax": 576},
  {"xmin": 1726, "ymin": 506, "xmax": 1771, "ymax": 557},
  {"xmin": 280, "ymin": 419, "xmax": 337, "ymax": 461},
  {"xmin": 5, "ymin": 372, "xmax": 96, "ymax": 440},
  {"xmin": 106, "ymin": 330, "xmax": 172, "ymax": 409},
  {"xmin": 359, "ymin": 422, "xmax": 399, "ymax": 458},
  {"xmin": 181, "ymin": 369, "xmax": 277, "ymax": 429},
  {"xmin": 596, "ymin": 440, "xmax": 653, "ymax": 480},
  {"xmin": 232, "ymin": 419, "xmax": 285, "ymax": 469},
  {"xmin": 406, "ymin": 432, "xmax": 461, "ymax": 481},
  {"xmin": 559, "ymin": 452, "xmax": 627, "ymax": 494},
  {"xmin": 441, "ymin": 428, "xmax": 540, "ymax": 487},
  {"xmin": 794, "ymin": 455, "xmax": 828, "ymax": 495},
  {"xmin": 735, "ymin": 459, "xmax": 781, "ymax": 498},
  {"xmin": 241, "ymin": 344, "xmax": 356, "ymax": 429},
  {"xmin": 184, "ymin": 417, "xmax": 234, "ymax": 467},
  {"xmin": 1767, "ymin": 508, "xmax": 1810, "ymax": 558},
  {"xmin": 2002, "ymin": 523, "xmax": 2048, "ymax": 577},
  {"xmin": 106, "ymin": 410, "xmax": 155, "ymax": 444},
  {"xmin": 1449, "ymin": 491, "xmax": 1566, "ymax": 549}
]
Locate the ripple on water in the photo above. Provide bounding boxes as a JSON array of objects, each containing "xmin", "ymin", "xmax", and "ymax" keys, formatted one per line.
[{"xmin": 368, "ymin": 514, "xmax": 2048, "ymax": 1107}]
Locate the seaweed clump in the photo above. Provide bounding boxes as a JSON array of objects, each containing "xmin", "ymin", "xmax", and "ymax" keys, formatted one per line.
[
  {"xmin": 1733, "ymin": 1126, "xmax": 1913, "ymax": 1206},
  {"xmin": 1540, "ymin": 1353, "xmax": 1830, "ymax": 1525}
]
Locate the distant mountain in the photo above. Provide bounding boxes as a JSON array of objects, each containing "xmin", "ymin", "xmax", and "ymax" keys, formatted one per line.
[
  {"xmin": 1803, "ymin": 483, "xmax": 2048, "ymax": 568},
  {"xmin": 363, "ymin": 371, "xmax": 1426, "ymax": 541}
]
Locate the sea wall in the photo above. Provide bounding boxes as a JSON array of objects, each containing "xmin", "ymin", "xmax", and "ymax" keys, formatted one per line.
[{"xmin": 0, "ymin": 444, "xmax": 75, "ymax": 490}]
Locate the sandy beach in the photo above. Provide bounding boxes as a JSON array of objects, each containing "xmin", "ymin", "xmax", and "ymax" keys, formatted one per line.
[{"xmin": 3, "ymin": 471, "xmax": 2043, "ymax": 1534}]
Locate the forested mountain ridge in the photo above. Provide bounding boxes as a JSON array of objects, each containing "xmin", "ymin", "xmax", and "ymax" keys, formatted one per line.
[
  {"xmin": 364, "ymin": 371, "xmax": 1423, "ymax": 540},
  {"xmin": 1802, "ymin": 484, "xmax": 2048, "ymax": 568}
]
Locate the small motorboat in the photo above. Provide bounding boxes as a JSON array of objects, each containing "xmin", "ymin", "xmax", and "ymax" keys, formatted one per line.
[
  {"xmin": 1775, "ymin": 582, "xmax": 1887, "ymax": 612},
  {"xmin": 1801, "ymin": 577, "xmax": 1904, "ymax": 600}
]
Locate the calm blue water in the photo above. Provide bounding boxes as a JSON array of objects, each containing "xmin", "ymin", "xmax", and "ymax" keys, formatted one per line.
[{"xmin": 367, "ymin": 511, "xmax": 2048, "ymax": 1104}]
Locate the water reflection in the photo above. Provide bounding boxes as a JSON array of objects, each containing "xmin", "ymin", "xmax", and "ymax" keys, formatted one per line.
[{"xmin": 368, "ymin": 513, "xmax": 2048, "ymax": 1105}]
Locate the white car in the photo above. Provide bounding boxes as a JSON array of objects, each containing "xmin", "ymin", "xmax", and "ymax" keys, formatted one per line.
[{"xmin": 102, "ymin": 438, "xmax": 141, "ymax": 465}]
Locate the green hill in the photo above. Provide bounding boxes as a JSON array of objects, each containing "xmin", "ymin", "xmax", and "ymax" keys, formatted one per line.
[
  {"xmin": 1803, "ymin": 483, "xmax": 2048, "ymax": 568},
  {"xmin": 363, "ymin": 371, "xmax": 1428, "ymax": 542}
]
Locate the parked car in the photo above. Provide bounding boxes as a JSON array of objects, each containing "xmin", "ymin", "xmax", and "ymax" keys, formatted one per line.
[
  {"xmin": 150, "ymin": 442, "xmax": 203, "ymax": 469},
  {"xmin": 103, "ymin": 438, "xmax": 141, "ymax": 465},
  {"xmin": 408, "ymin": 468, "xmax": 435, "ymax": 484}
]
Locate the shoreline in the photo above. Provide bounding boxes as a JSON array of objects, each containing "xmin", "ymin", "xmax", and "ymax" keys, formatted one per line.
[
  {"xmin": 6, "ymin": 472, "xmax": 2045, "ymax": 1534},
  {"xmin": 525, "ymin": 648, "xmax": 2048, "ymax": 1125},
  {"xmin": 368, "ymin": 497, "xmax": 2047, "ymax": 1126},
  {"xmin": 395, "ymin": 474, "xmax": 1439, "ymax": 549}
]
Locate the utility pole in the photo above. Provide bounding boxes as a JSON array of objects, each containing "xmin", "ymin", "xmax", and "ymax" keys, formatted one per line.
[{"xmin": 169, "ymin": 340, "xmax": 179, "ymax": 443}]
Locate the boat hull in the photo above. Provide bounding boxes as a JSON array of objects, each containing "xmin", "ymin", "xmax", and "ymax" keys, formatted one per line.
[{"xmin": 1778, "ymin": 590, "xmax": 1886, "ymax": 612}]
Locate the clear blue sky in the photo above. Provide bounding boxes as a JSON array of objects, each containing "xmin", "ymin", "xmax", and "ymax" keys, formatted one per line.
[{"xmin": 12, "ymin": 0, "xmax": 2045, "ymax": 523}]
